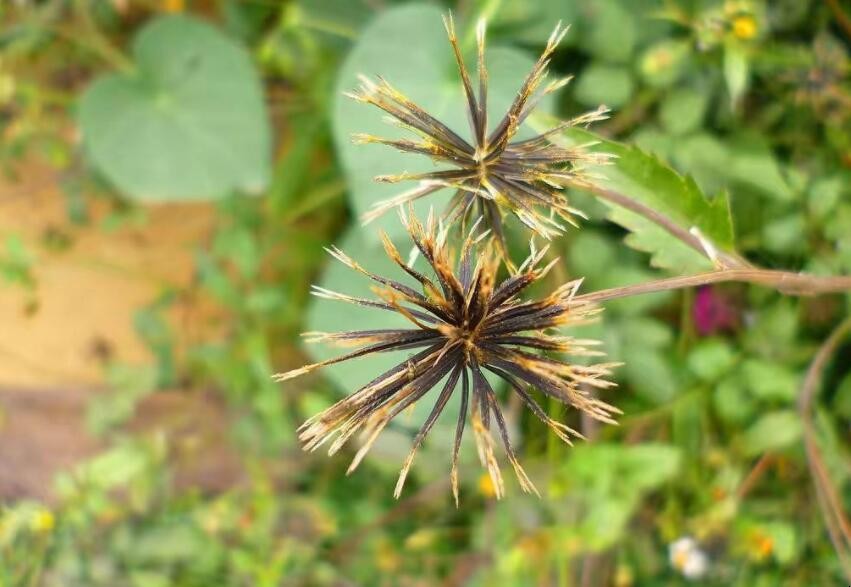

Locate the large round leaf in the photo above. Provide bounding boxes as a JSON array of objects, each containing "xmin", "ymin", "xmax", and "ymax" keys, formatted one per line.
[
  {"xmin": 78, "ymin": 15, "xmax": 271, "ymax": 201},
  {"xmin": 333, "ymin": 3, "xmax": 553, "ymax": 242}
]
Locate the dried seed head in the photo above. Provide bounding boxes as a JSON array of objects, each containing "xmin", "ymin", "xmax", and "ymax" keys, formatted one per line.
[
  {"xmin": 349, "ymin": 14, "xmax": 612, "ymax": 256},
  {"xmin": 275, "ymin": 210, "xmax": 619, "ymax": 504}
]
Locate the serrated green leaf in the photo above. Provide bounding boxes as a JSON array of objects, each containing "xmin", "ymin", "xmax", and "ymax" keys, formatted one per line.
[
  {"xmin": 610, "ymin": 207, "xmax": 717, "ymax": 273},
  {"xmin": 78, "ymin": 15, "xmax": 271, "ymax": 200},
  {"xmin": 558, "ymin": 127, "xmax": 735, "ymax": 272}
]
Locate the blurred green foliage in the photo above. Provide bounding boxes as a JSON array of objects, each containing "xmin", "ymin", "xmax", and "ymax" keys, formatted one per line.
[{"xmin": 1, "ymin": 0, "xmax": 850, "ymax": 585}]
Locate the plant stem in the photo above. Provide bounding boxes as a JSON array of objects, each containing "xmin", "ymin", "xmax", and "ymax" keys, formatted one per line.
[
  {"xmin": 67, "ymin": 0, "xmax": 135, "ymax": 73},
  {"xmin": 575, "ymin": 268, "xmax": 851, "ymax": 304},
  {"xmin": 798, "ymin": 317, "xmax": 851, "ymax": 582},
  {"xmin": 579, "ymin": 182, "xmax": 748, "ymax": 270},
  {"xmin": 827, "ymin": 0, "xmax": 851, "ymax": 41}
]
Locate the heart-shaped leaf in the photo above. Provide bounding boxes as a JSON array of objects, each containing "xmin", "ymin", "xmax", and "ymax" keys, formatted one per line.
[{"xmin": 79, "ymin": 15, "xmax": 271, "ymax": 201}]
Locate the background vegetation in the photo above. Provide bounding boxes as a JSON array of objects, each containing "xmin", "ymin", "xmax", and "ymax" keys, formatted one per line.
[{"xmin": 1, "ymin": 0, "xmax": 850, "ymax": 585}]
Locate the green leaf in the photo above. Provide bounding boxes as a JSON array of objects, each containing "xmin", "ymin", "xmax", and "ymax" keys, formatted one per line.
[
  {"xmin": 76, "ymin": 442, "xmax": 150, "ymax": 490},
  {"xmin": 762, "ymin": 521, "xmax": 798, "ymax": 565},
  {"xmin": 687, "ymin": 338, "xmax": 736, "ymax": 382},
  {"xmin": 659, "ymin": 87, "xmax": 709, "ymax": 135},
  {"xmin": 744, "ymin": 300, "xmax": 799, "ymax": 355},
  {"xmin": 638, "ymin": 39, "xmax": 692, "ymax": 87},
  {"xmin": 87, "ymin": 364, "xmax": 159, "ymax": 435},
  {"xmin": 130, "ymin": 571, "xmax": 172, "ymax": 587},
  {"xmin": 762, "ymin": 214, "xmax": 806, "ymax": 255},
  {"xmin": 577, "ymin": 0, "xmax": 637, "ymax": 64},
  {"xmin": 578, "ymin": 496, "xmax": 634, "ymax": 550},
  {"xmin": 0, "ymin": 234, "xmax": 36, "ymax": 288},
  {"xmin": 617, "ymin": 444, "xmax": 682, "ymax": 490},
  {"xmin": 808, "ymin": 175, "xmax": 845, "ymax": 220},
  {"xmin": 741, "ymin": 410, "xmax": 802, "ymax": 456},
  {"xmin": 671, "ymin": 133, "xmax": 730, "ymax": 195},
  {"xmin": 568, "ymin": 230, "xmax": 618, "ymax": 282},
  {"xmin": 78, "ymin": 15, "xmax": 271, "ymax": 200},
  {"xmin": 574, "ymin": 63, "xmax": 634, "ymax": 109},
  {"xmin": 834, "ymin": 372, "xmax": 851, "ymax": 419},
  {"xmin": 741, "ymin": 360, "xmax": 799, "ymax": 403},
  {"xmin": 559, "ymin": 443, "xmax": 681, "ymax": 549},
  {"xmin": 723, "ymin": 43, "xmax": 749, "ymax": 108},
  {"xmin": 713, "ymin": 376, "xmax": 755, "ymax": 425},
  {"xmin": 621, "ymin": 346, "xmax": 679, "ymax": 404},
  {"xmin": 564, "ymin": 443, "xmax": 681, "ymax": 494},
  {"xmin": 559, "ymin": 128, "xmax": 735, "ymax": 273},
  {"xmin": 621, "ymin": 317, "xmax": 674, "ymax": 348},
  {"xmin": 630, "ymin": 127, "xmax": 675, "ymax": 160},
  {"xmin": 130, "ymin": 524, "xmax": 207, "ymax": 565},
  {"xmin": 672, "ymin": 133, "xmax": 794, "ymax": 202},
  {"xmin": 333, "ymin": 4, "xmax": 553, "ymax": 242},
  {"xmin": 725, "ymin": 136, "xmax": 794, "ymax": 201},
  {"xmin": 294, "ymin": 0, "xmax": 377, "ymax": 41},
  {"xmin": 493, "ymin": 0, "xmax": 579, "ymax": 45}
]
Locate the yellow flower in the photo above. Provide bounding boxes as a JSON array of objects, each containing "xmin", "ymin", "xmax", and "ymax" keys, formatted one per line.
[
  {"xmin": 405, "ymin": 528, "xmax": 438, "ymax": 551},
  {"xmin": 614, "ymin": 565, "xmax": 634, "ymax": 587},
  {"xmin": 161, "ymin": 0, "xmax": 183, "ymax": 12},
  {"xmin": 375, "ymin": 538, "xmax": 402, "ymax": 573},
  {"xmin": 732, "ymin": 15, "xmax": 758, "ymax": 40},
  {"xmin": 747, "ymin": 530, "xmax": 774, "ymax": 561},
  {"xmin": 30, "ymin": 509, "xmax": 55, "ymax": 534},
  {"xmin": 0, "ymin": 73, "xmax": 14, "ymax": 106},
  {"xmin": 478, "ymin": 472, "xmax": 497, "ymax": 499}
]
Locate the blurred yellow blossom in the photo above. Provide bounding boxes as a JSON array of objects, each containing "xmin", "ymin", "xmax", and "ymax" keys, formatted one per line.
[
  {"xmin": 478, "ymin": 472, "xmax": 496, "ymax": 498},
  {"xmin": 732, "ymin": 15, "xmax": 758, "ymax": 40},
  {"xmin": 30, "ymin": 508, "xmax": 55, "ymax": 534},
  {"xmin": 161, "ymin": 0, "xmax": 183, "ymax": 12},
  {"xmin": 374, "ymin": 538, "xmax": 402, "ymax": 573},
  {"xmin": 405, "ymin": 528, "xmax": 438, "ymax": 551},
  {"xmin": 747, "ymin": 529, "xmax": 774, "ymax": 561}
]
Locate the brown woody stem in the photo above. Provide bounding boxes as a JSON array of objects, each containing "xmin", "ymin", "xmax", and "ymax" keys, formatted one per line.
[
  {"xmin": 798, "ymin": 317, "xmax": 851, "ymax": 582},
  {"xmin": 575, "ymin": 269, "xmax": 851, "ymax": 304}
]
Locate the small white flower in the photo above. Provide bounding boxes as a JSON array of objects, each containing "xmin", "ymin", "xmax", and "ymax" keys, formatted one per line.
[{"xmin": 669, "ymin": 536, "xmax": 709, "ymax": 580}]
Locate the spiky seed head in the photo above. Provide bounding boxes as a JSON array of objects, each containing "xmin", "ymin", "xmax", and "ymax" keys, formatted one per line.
[
  {"xmin": 349, "ymin": 14, "xmax": 612, "ymax": 256},
  {"xmin": 275, "ymin": 210, "xmax": 619, "ymax": 504}
]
